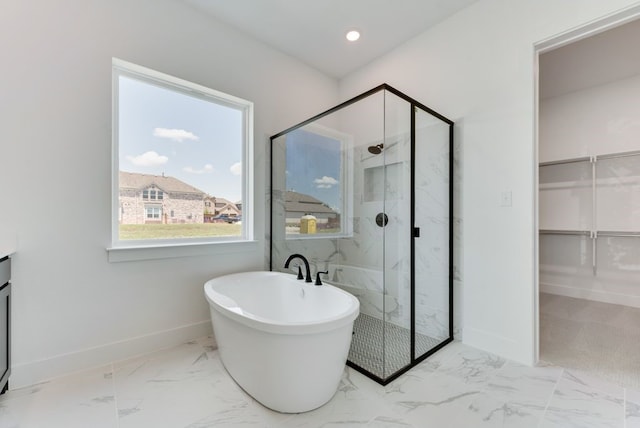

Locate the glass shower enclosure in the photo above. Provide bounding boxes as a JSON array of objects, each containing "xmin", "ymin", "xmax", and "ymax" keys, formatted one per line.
[{"xmin": 270, "ymin": 84, "xmax": 453, "ymax": 384}]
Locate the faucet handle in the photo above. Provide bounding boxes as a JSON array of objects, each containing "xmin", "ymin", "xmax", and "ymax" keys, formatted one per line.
[
  {"xmin": 315, "ymin": 270, "xmax": 329, "ymax": 286},
  {"xmin": 297, "ymin": 265, "xmax": 304, "ymax": 280}
]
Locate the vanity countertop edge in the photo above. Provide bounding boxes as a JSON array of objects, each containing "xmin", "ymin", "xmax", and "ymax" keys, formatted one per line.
[{"xmin": 0, "ymin": 245, "xmax": 16, "ymax": 260}]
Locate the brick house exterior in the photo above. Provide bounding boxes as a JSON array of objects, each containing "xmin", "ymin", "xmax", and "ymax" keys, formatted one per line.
[{"xmin": 119, "ymin": 172, "xmax": 207, "ymax": 224}]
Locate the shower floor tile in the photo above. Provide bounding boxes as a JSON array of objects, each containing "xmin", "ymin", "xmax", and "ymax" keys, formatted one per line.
[{"xmin": 348, "ymin": 313, "xmax": 444, "ymax": 380}]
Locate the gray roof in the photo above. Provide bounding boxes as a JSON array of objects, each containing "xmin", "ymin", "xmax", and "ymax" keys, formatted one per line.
[
  {"xmin": 285, "ymin": 191, "xmax": 336, "ymax": 214},
  {"xmin": 119, "ymin": 171, "xmax": 205, "ymax": 195}
]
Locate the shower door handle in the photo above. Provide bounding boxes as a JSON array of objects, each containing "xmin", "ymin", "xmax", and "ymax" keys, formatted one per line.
[{"xmin": 413, "ymin": 227, "xmax": 420, "ymax": 238}]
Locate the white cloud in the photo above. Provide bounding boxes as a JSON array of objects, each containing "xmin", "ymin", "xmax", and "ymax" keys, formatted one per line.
[
  {"xmin": 313, "ymin": 176, "xmax": 338, "ymax": 189},
  {"xmin": 126, "ymin": 151, "xmax": 168, "ymax": 167},
  {"xmin": 153, "ymin": 128, "xmax": 199, "ymax": 143},
  {"xmin": 183, "ymin": 164, "xmax": 214, "ymax": 174},
  {"xmin": 230, "ymin": 162, "xmax": 242, "ymax": 176}
]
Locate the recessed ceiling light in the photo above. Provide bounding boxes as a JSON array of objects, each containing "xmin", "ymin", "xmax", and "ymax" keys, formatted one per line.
[{"xmin": 346, "ymin": 30, "xmax": 360, "ymax": 42}]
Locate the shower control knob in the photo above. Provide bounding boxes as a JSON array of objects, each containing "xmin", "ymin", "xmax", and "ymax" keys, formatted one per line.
[{"xmin": 375, "ymin": 213, "xmax": 388, "ymax": 227}]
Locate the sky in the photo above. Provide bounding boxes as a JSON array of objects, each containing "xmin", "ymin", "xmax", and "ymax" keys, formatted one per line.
[
  {"xmin": 286, "ymin": 129, "xmax": 342, "ymax": 212},
  {"xmin": 118, "ymin": 75, "xmax": 243, "ymax": 202}
]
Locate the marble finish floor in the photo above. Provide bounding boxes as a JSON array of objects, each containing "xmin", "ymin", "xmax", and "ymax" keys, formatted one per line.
[
  {"xmin": 1, "ymin": 336, "xmax": 640, "ymax": 427},
  {"xmin": 540, "ymin": 292, "xmax": 640, "ymax": 389}
]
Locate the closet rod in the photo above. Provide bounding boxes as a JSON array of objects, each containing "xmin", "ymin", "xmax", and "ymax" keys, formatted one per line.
[
  {"xmin": 539, "ymin": 230, "xmax": 640, "ymax": 238},
  {"xmin": 597, "ymin": 149, "xmax": 640, "ymax": 161},
  {"xmin": 539, "ymin": 156, "xmax": 591, "ymax": 167},
  {"xmin": 598, "ymin": 231, "xmax": 640, "ymax": 238},
  {"xmin": 539, "ymin": 149, "xmax": 640, "ymax": 167},
  {"xmin": 539, "ymin": 229, "xmax": 590, "ymax": 236}
]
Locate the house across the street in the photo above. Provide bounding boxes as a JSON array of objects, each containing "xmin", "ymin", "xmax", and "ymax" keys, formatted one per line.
[{"xmin": 119, "ymin": 171, "xmax": 241, "ymax": 225}]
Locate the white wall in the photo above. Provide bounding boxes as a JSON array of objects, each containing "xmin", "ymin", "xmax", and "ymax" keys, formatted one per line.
[
  {"xmin": 540, "ymin": 74, "xmax": 640, "ymax": 161},
  {"xmin": 339, "ymin": 0, "xmax": 640, "ymax": 364},
  {"xmin": 0, "ymin": 0, "xmax": 338, "ymax": 387}
]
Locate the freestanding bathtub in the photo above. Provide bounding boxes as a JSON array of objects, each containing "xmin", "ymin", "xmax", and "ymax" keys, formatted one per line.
[{"xmin": 204, "ymin": 271, "xmax": 360, "ymax": 413}]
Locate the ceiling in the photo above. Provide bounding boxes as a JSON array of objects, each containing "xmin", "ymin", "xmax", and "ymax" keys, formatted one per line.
[
  {"xmin": 540, "ymin": 18, "xmax": 640, "ymax": 99},
  {"xmin": 182, "ymin": 0, "xmax": 479, "ymax": 79}
]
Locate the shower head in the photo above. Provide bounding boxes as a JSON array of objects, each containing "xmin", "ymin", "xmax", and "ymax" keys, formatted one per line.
[{"xmin": 367, "ymin": 144, "xmax": 384, "ymax": 155}]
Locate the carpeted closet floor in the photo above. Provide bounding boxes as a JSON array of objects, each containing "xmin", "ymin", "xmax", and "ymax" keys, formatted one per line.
[{"xmin": 540, "ymin": 292, "xmax": 640, "ymax": 389}]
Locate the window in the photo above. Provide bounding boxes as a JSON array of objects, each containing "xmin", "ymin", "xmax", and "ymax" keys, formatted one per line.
[
  {"xmin": 145, "ymin": 206, "xmax": 162, "ymax": 220},
  {"xmin": 143, "ymin": 188, "xmax": 163, "ymax": 200},
  {"xmin": 112, "ymin": 59, "xmax": 253, "ymax": 250}
]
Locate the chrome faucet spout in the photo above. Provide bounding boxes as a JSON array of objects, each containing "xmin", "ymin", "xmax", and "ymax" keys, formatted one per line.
[{"xmin": 284, "ymin": 254, "xmax": 312, "ymax": 283}]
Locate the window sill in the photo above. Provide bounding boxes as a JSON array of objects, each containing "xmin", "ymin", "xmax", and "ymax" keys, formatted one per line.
[{"xmin": 107, "ymin": 239, "xmax": 259, "ymax": 263}]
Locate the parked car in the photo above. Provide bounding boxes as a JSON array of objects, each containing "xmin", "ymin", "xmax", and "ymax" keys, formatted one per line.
[{"xmin": 213, "ymin": 214, "xmax": 239, "ymax": 223}]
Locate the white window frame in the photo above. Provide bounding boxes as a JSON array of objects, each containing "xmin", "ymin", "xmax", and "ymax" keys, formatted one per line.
[{"xmin": 108, "ymin": 58, "xmax": 255, "ymax": 262}]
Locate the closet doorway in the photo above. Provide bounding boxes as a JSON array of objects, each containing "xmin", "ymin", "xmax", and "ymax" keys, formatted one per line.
[{"xmin": 537, "ymin": 16, "xmax": 640, "ymax": 388}]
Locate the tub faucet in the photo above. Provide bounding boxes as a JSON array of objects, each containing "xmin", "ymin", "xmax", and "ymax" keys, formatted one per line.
[
  {"xmin": 315, "ymin": 271, "xmax": 329, "ymax": 286},
  {"xmin": 284, "ymin": 254, "xmax": 312, "ymax": 283}
]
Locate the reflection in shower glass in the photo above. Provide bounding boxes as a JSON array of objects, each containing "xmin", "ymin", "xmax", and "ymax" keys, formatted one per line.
[
  {"xmin": 284, "ymin": 127, "xmax": 348, "ymax": 236},
  {"xmin": 270, "ymin": 85, "xmax": 453, "ymax": 384}
]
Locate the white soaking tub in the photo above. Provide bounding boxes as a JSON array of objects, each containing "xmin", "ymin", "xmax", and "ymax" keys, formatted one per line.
[{"xmin": 204, "ymin": 271, "xmax": 359, "ymax": 413}]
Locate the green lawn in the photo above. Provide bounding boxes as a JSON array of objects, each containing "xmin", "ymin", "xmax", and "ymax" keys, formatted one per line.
[{"xmin": 119, "ymin": 223, "xmax": 241, "ymax": 240}]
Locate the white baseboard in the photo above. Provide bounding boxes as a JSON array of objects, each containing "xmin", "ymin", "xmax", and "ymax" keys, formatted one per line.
[
  {"xmin": 462, "ymin": 326, "xmax": 534, "ymax": 366},
  {"xmin": 540, "ymin": 282, "xmax": 640, "ymax": 308},
  {"xmin": 10, "ymin": 320, "xmax": 214, "ymax": 389}
]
